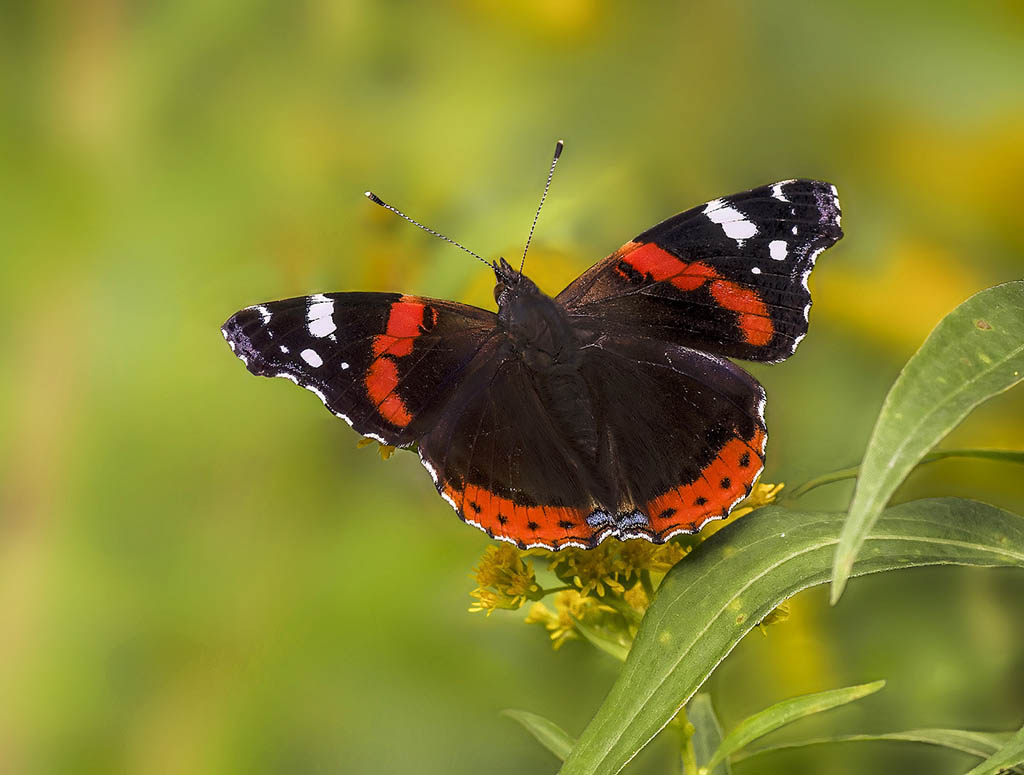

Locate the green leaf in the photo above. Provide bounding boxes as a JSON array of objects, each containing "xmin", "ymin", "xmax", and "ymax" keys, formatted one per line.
[
  {"xmin": 732, "ymin": 728, "xmax": 1013, "ymax": 763},
  {"xmin": 787, "ymin": 448, "xmax": 1024, "ymax": 501},
  {"xmin": 832, "ymin": 281, "xmax": 1024, "ymax": 603},
  {"xmin": 964, "ymin": 722, "xmax": 1024, "ymax": 775},
  {"xmin": 503, "ymin": 709, "xmax": 575, "ymax": 762},
  {"xmin": 557, "ymin": 498, "xmax": 1024, "ymax": 775},
  {"xmin": 687, "ymin": 694, "xmax": 730, "ymax": 775},
  {"xmin": 704, "ymin": 681, "xmax": 885, "ymax": 770},
  {"xmin": 571, "ymin": 615, "xmax": 630, "ymax": 662}
]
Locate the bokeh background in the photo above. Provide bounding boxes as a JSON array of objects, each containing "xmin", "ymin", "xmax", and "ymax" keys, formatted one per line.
[{"xmin": 2, "ymin": 1, "xmax": 1024, "ymax": 773}]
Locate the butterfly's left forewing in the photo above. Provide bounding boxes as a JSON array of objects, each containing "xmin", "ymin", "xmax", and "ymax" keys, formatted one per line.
[{"xmin": 222, "ymin": 293, "xmax": 498, "ymax": 446}]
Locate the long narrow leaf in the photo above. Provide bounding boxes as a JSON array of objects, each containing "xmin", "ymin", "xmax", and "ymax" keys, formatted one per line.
[
  {"xmin": 732, "ymin": 728, "xmax": 1013, "ymax": 763},
  {"xmin": 964, "ymin": 723, "xmax": 1024, "ymax": 775},
  {"xmin": 557, "ymin": 498, "xmax": 1024, "ymax": 775},
  {"xmin": 687, "ymin": 694, "xmax": 730, "ymax": 775},
  {"xmin": 705, "ymin": 681, "xmax": 885, "ymax": 770},
  {"xmin": 503, "ymin": 709, "xmax": 575, "ymax": 762},
  {"xmin": 832, "ymin": 281, "xmax": 1024, "ymax": 603}
]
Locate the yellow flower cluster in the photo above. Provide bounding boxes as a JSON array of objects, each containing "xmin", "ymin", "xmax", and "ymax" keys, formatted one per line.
[
  {"xmin": 468, "ymin": 544, "xmax": 542, "ymax": 615},
  {"xmin": 547, "ymin": 540, "xmax": 687, "ymax": 597}
]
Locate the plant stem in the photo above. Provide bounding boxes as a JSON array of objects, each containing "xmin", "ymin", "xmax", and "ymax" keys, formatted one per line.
[
  {"xmin": 678, "ymin": 709, "xmax": 699, "ymax": 775},
  {"xmin": 539, "ymin": 585, "xmax": 575, "ymax": 597},
  {"xmin": 640, "ymin": 570, "xmax": 656, "ymax": 600}
]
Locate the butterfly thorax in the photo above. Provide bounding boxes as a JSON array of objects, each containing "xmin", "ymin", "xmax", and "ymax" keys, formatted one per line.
[
  {"xmin": 495, "ymin": 268, "xmax": 581, "ymax": 373},
  {"xmin": 493, "ymin": 262, "xmax": 606, "ymax": 479}
]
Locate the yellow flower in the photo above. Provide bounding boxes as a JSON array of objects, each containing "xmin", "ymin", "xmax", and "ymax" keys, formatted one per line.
[
  {"xmin": 732, "ymin": 482, "xmax": 785, "ymax": 518},
  {"xmin": 647, "ymin": 542, "xmax": 688, "ymax": 573},
  {"xmin": 525, "ymin": 590, "xmax": 616, "ymax": 649},
  {"xmin": 468, "ymin": 544, "xmax": 541, "ymax": 614},
  {"xmin": 622, "ymin": 581, "xmax": 650, "ymax": 612},
  {"xmin": 356, "ymin": 437, "xmax": 395, "ymax": 460},
  {"xmin": 757, "ymin": 601, "xmax": 791, "ymax": 635},
  {"xmin": 550, "ymin": 544, "xmax": 629, "ymax": 597}
]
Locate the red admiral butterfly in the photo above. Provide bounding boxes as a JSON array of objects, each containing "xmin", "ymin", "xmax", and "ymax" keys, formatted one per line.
[{"xmin": 223, "ymin": 142, "xmax": 842, "ymax": 550}]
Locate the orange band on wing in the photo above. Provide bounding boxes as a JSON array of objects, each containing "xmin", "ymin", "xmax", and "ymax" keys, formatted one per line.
[
  {"xmin": 708, "ymin": 279, "xmax": 772, "ymax": 346},
  {"xmin": 645, "ymin": 427, "xmax": 766, "ymax": 535},
  {"xmin": 366, "ymin": 297, "xmax": 434, "ymax": 427},
  {"xmin": 620, "ymin": 242, "xmax": 775, "ymax": 345},
  {"xmin": 444, "ymin": 480, "xmax": 594, "ymax": 549},
  {"xmin": 365, "ymin": 355, "xmax": 413, "ymax": 427}
]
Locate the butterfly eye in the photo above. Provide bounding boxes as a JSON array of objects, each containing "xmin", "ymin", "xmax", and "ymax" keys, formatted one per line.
[{"xmin": 493, "ymin": 282, "xmax": 506, "ymax": 304}]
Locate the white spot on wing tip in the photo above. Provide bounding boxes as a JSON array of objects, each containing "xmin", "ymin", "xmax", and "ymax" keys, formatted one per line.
[
  {"xmin": 300, "ymin": 348, "xmax": 324, "ymax": 368},
  {"xmin": 769, "ymin": 240, "xmax": 788, "ymax": 260},
  {"xmin": 771, "ymin": 182, "xmax": 789, "ymax": 202},
  {"xmin": 705, "ymin": 203, "xmax": 757, "ymax": 241},
  {"xmin": 307, "ymin": 294, "xmax": 337, "ymax": 338},
  {"xmin": 751, "ymin": 266, "xmax": 761, "ymax": 275}
]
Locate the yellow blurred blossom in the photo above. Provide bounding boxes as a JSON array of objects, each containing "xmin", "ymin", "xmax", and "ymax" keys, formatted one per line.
[{"xmin": 757, "ymin": 601, "xmax": 791, "ymax": 635}]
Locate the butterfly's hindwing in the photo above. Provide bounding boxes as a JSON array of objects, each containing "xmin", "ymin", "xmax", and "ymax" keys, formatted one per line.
[
  {"xmin": 222, "ymin": 293, "xmax": 497, "ymax": 446},
  {"xmin": 558, "ymin": 179, "xmax": 842, "ymax": 363},
  {"xmin": 418, "ymin": 330, "xmax": 766, "ymax": 549}
]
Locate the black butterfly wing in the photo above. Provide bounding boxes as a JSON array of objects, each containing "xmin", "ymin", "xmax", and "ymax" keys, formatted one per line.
[
  {"xmin": 575, "ymin": 332, "xmax": 767, "ymax": 542},
  {"xmin": 557, "ymin": 179, "xmax": 843, "ymax": 363},
  {"xmin": 222, "ymin": 293, "xmax": 498, "ymax": 446},
  {"xmin": 416, "ymin": 340, "xmax": 604, "ymax": 549},
  {"xmin": 417, "ymin": 329, "xmax": 766, "ymax": 550}
]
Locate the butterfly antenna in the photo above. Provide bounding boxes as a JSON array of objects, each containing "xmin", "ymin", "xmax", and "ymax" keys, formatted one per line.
[
  {"xmin": 364, "ymin": 191, "xmax": 492, "ymax": 270},
  {"xmin": 519, "ymin": 139, "xmax": 564, "ymax": 275}
]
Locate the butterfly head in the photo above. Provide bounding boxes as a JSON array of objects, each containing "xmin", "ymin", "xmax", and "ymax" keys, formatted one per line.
[{"xmin": 493, "ymin": 256, "xmax": 542, "ymax": 308}]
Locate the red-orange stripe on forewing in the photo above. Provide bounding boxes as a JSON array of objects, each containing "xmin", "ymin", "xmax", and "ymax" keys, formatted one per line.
[
  {"xmin": 365, "ymin": 358, "xmax": 413, "ymax": 427},
  {"xmin": 708, "ymin": 279, "xmax": 773, "ymax": 345},
  {"xmin": 387, "ymin": 297, "xmax": 426, "ymax": 338}
]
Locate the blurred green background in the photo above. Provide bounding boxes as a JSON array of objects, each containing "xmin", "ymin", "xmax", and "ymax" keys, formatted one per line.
[{"xmin": 2, "ymin": 1, "xmax": 1023, "ymax": 773}]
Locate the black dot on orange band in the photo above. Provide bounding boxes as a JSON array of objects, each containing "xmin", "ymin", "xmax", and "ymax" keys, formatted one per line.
[
  {"xmin": 720, "ymin": 477, "xmax": 731, "ymax": 489},
  {"xmin": 469, "ymin": 501, "xmax": 482, "ymax": 513},
  {"xmin": 739, "ymin": 452, "xmax": 750, "ymax": 468},
  {"xmin": 695, "ymin": 496, "xmax": 708, "ymax": 506},
  {"xmin": 526, "ymin": 521, "xmax": 539, "ymax": 531},
  {"xmin": 558, "ymin": 520, "xmax": 575, "ymax": 529},
  {"xmin": 497, "ymin": 514, "xmax": 508, "ymax": 525},
  {"xmin": 658, "ymin": 508, "xmax": 677, "ymax": 520}
]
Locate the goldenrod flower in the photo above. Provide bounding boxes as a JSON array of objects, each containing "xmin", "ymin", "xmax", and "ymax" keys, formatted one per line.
[
  {"xmin": 550, "ymin": 544, "xmax": 629, "ymax": 597},
  {"xmin": 468, "ymin": 544, "xmax": 540, "ymax": 614},
  {"xmin": 525, "ymin": 590, "xmax": 616, "ymax": 649}
]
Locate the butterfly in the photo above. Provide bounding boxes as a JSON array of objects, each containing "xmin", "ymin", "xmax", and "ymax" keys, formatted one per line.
[{"xmin": 222, "ymin": 143, "xmax": 843, "ymax": 550}]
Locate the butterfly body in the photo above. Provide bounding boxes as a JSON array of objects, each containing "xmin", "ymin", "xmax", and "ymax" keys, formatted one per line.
[{"xmin": 223, "ymin": 178, "xmax": 843, "ymax": 549}]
